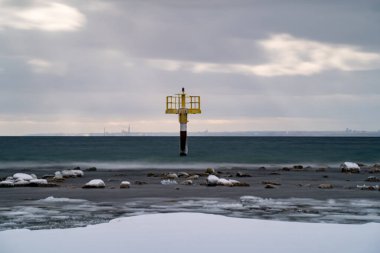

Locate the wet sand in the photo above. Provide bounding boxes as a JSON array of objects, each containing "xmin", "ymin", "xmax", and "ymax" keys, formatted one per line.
[{"xmin": 1, "ymin": 166, "xmax": 379, "ymax": 207}]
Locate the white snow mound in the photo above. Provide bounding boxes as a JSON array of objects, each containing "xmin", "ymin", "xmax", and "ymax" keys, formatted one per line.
[
  {"xmin": 342, "ymin": 162, "xmax": 360, "ymax": 169},
  {"xmin": 13, "ymin": 173, "xmax": 34, "ymax": 181},
  {"xmin": 84, "ymin": 179, "xmax": 105, "ymax": 188},
  {"xmin": 207, "ymin": 175, "xmax": 219, "ymax": 185}
]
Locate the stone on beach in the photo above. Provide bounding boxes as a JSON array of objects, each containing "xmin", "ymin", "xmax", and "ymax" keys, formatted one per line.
[
  {"xmin": 72, "ymin": 170, "xmax": 84, "ymax": 177},
  {"xmin": 178, "ymin": 172, "xmax": 189, "ymax": 178},
  {"xmin": 187, "ymin": 175, "xmax": 199, "ymax": 180},
  {"xmin": 262, "ymin": 181, "xmax": 281, "ymax": 186},
  {"xmin": 265, "ymin": 184, "xmax": 277, "ymax": 189},
  {"xmin": 369, "ymin": 164, "xmax": 380, "ymax": 173},
  {"xmin": 356, "ymin": 184, "xmax": 379, "ymax": 191},
  {"xmin": 206, "ymin": 175, "xmax": 248, "ymax": 187},
  {"xmin": 29, "ymin": 179, "xmax": 48, "ymax": 185},
  {"xmin": 205, "ymin": 168, "xmax": 216, "ymax": 175},
  {"xmin": 366, "ymin": 176, "xmax": 380, "ymax": 182},
  {"xmin": 236, "ymin": 171, "xmax": 251, "ymax": 177},
  {"xmin": 0, "ymin": 172, "xmax": 56, "ymax": 187},
  {"xmin": 120, "ymin": 181, "xmax": 131, "ymax": 188},
  {"xmin": 53, "ymin": 171, "xmax": 64, "ymax": 182},
  {"xmin": 163, "ymin": 173, "xmax": 178, "ymax": 180},
  {"xmin": 206, "ymin": 175, "xmax": 219, "ymax": 186},
  {"xmin": 13, "ymin": 173, "xmax": 34, "ymax": 181},
  {"xmin": 0, "ymin": 180, "xmax": 14, "ymax": 187},
  {"xmin": 82, "ymin": 179, "xmax": 105, "ymax": 188},
  {"xmin": 62, "ymin": 169, "xmax": 84, "ymax": 178},
  {"xmin": 340, "ymin": 162, "xmax": 360, "ymax": 173},
  {"xmin": 217, "ymin": 178, "xmax": 233, "ymax": 186},
  {"xmin": 319, "ymin": 183, "xmax": 333, "ymax": 189},
  {"xmin": 180, "ymin": 179, "xmax": 193, "ymax": 185},
  {"xmin": 293, "ymin": 165, "xmax": 304, "ymax": 170},
  {"xmin": 85, "ymin": 167, "xmax": 97, "ymax": 171}
]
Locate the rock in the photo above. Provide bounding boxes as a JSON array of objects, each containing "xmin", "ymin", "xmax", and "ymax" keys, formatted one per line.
[
  {"xmin": 178, "ymin": 172, "xmax": 189, "ymax": 178},
  {"xmin": 231, "ymin": 182, "xmax": 250, "ymax": 187},
  {"xmin": 163, "ymin": 173, "xmax": 178, "ymax": 180},
  {"xmin": 42, "ymin": 174, "xmax": 54, "ymax": 179},
  {"xmin": 323, "ymin": 175, "xmax": 329, "ymax": 178},
  {"xmin": 134, "ymin": 181, "xmax": 147, "ymax": 185},
  {"xmin": 340, "ymin": 162, "xmax": 360, "ymax": 173},
  {"xmin": 293, "ymin": 165, "xmax": 303, "ymax": 170},
  {"xmin": 82, "ymin": 179, "xmax": 105, "ymax": 188},
  {"xmin": 180, "ymin": 180, "xmax": 193, "ymax": 185},
  {"xmin": 52, "ymin": 171, "xmax": 64, "ymax": 182},
  {"xmin": 85, "ymin": 167, "xmax": 97, "ymax": 171},
  {"xmin": 366, "ymin": 176, "xmax": 380, "ymax": 182},
  {"xmin": 217, "ymin": 178, "xmax": 233, "ymax": 186},
  {"xmin": 258, "ymin": 167, "xmax": 266, "ymax": 171},
  {"xmin": 62, "ymin": 170, "xmax": 77, "ymax": 178},
  {"xmin": 73, "ymin": 167, "xmax": 81, "ymax": 170},
  {"xmin": 262, "ymin": 181, "xmax": 281, "ymax": 186},
  {"xmin": 205, "ymin": 168, "xmax": 216, "ymax": 174},
  {"xmin": 72, "ymin": 170, "xmax": 84, "ymax": 177},
  {"xmin": 265, "ymin": 184, "xmax": 277, "ymax": 189},
  {"xmin": 187, "ymin": 175, "xmax": 199, "ymax": 180},
  {"xmin": 206, "ymin": 175, "xmax": 219, "ymax": 186},
  {"xmin": 318, "ymin": 183, "xmax": 333, "ymax": 189},
  {"xmin": 236, "ymin": 171, "xmax": 251, "ymax": 177},
  {"xmin": 161, "ymin": 179, "xmax": 178, "ymax": 185},
  {"xmin": 147, "ymin": 172, "xmax": 157, "ymax": 177},
  {"xmin": 270, "ymin": 172, "xmax": 281, "ymax": 175},
  {"xmin": 14, "ymin": 180, "xmax": 30, "ymax": 186},
  {"xmin": 13, "ymin": 173, "xmax": 34, "ymax": 181},
  {"xmin": 357, "ymin": 184, "xmax": 379, "ymax": 191},
  {"xmin": 282, "ymin": 167, "xmax": 291, "ymax": 171},
  {"xmin": 369, "ymin": 165, "xmax": 380, "ymax": 173},
  {"xmin": 0, "ymin": 180, "xmax": 14, "ymax": 187},
  {"xmin": 120, "ymin": 181, "xmax": 131, "ymax": 188},
  {"xmin": 29, "ymin": 179, "xmax": 48, "ymax": 185}
]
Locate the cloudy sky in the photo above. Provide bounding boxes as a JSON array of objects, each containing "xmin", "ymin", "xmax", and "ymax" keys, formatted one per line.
[{"xmin": 0, "ymin": 0, "xmax": 380, "ymax": 135}]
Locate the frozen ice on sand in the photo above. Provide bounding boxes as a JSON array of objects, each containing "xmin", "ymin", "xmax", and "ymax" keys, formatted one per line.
[{"xmin": 0, "ymin": 213, "xmax": 379, "ymax": 253}]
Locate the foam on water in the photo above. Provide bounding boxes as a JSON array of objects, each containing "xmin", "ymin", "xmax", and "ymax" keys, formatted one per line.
[{"xmin": 0, "ymin": 196, "xmax": 379, "ymax": 231}]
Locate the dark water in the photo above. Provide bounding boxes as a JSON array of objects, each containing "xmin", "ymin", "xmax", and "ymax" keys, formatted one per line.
[{"xmin": 0, "ymin": 137, "xmax": 379, "ymax": 168}]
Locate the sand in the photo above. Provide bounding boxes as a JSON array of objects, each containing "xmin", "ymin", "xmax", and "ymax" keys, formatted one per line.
[{"xmin": 0, "ymin": 165, "xmax": 379, "ymax": 207}]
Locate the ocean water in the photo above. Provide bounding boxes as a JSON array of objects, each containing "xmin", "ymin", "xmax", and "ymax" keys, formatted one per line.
[{"xmin": 0, "ymin": 137, "xmax": 379, "ymax": 168}]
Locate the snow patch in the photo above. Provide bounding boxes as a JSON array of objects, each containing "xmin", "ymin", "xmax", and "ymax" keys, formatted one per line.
[
  {"xmin": 0, "ymin": 213, "xmax": 379, "ymax": 253},
  {"xmin": 38, "ymin": 196, "xmax": 87, "ymax": 203},
  {"xmin": 161, "ymin": 179, "xmax": 178, "ymax": 185}
]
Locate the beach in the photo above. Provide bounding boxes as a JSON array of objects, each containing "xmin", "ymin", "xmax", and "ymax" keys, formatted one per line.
[
  {"xmin": 1, "ymin": 166, "xmax": 380, "ymax": 203},
  {"xmin": 1, "ymin": 164, "xmax": 380, "ymax": 231}
]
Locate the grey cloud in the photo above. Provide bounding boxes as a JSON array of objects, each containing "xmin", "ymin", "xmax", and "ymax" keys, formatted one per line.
[{"xmin": 0, "ymin": 0, "xmax": 379, "ymax": 134}]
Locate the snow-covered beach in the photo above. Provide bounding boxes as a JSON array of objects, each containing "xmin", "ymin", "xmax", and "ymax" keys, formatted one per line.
[{"xmin": 1, "ymin": 212, "xmax": 379, "ymax": 253}]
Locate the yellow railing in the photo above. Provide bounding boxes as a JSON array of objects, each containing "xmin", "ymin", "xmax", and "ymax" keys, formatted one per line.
[{"xmin": 166, "ymin": 95, "xmax": 201, "ymax": 114}]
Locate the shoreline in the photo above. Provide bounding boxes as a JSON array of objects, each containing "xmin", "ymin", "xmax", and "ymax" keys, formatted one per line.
[{"xmin": 1, "ymin": 165, "xmax": 380, "ymax": 203}]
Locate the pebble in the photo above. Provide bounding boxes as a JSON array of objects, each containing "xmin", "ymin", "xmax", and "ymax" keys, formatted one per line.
[{"xmin": 319, "ymin": 183, "xmax": 333, "ymax": 189}]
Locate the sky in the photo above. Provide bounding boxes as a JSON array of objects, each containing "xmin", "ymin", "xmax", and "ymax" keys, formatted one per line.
[{"xmin": 0, "ymin": 0, "xmax": 380, "ymax": 135}]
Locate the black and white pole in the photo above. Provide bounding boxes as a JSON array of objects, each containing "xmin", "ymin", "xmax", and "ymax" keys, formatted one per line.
[
  {"xmin": 179, "ymin": 88, "xmax": 188, "ymax": 156},
  {"xmin": 180, "ymin": 122, "xmax": 188, "ymax": 156}
]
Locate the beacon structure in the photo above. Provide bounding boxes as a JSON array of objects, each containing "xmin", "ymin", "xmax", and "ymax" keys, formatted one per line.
[{"xmin": 165, "ymin": 88, "xmax": 201, "ymax": 156}]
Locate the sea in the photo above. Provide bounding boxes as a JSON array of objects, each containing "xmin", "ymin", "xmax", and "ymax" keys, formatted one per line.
[{"xmin": 0, "ymin": 136, "xmax": 379, "ymax": 169}]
